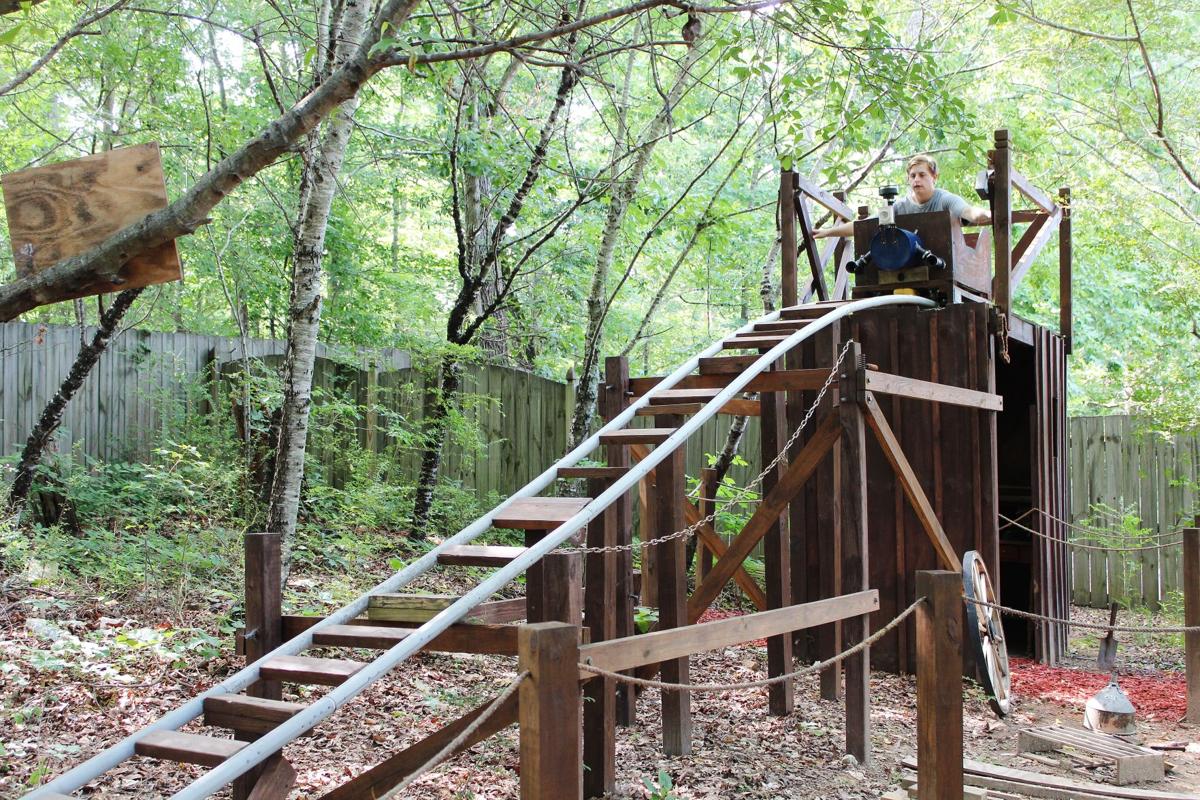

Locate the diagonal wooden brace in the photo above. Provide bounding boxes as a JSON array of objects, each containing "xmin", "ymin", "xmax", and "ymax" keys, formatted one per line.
[
  {"xmin": 686, "ymin": 413, "xmax": 844, "ymax": 623},
  {"xmin": 862, "ymin": 392, "xmax": 962, "ymax": 572},
  {"xmin": 628, "ymin": 443, "xmax": 766, "ymax": 610}
]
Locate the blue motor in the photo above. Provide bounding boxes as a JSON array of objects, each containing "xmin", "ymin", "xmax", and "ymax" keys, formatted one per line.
[{"xmin": 848, "ymin": 185, "xmax": 946, "ymax": 274}]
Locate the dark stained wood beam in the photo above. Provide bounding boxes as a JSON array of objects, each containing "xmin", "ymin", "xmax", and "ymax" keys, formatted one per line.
[
  {"xmin": 795, "ymin": 174, "xmax": 855, "ymax": 220},
  {"xmin": 319, "ymin": 693, "xmax": 519, "ymax": 800},
  {"xmin": 862, "ymin": 392, "xmax": 961, "ymax": 572},
  {"xmin": 629, "ymin": 368, "xmax": 833, "ymax": 395},
  {"xmin": 863, "ymin": 370, "xmax": 1003, "ymax": 411}
]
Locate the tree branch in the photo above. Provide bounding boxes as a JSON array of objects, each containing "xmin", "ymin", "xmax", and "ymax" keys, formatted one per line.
[{"xmin": 0, "ymin": 0, "xmax": 126, "ymax": 97}]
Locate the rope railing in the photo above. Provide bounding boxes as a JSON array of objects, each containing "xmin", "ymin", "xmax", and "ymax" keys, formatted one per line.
[
  {"xmin": 1000, "ymin": 512, "xmax": 1183, "ymax": 552},
  {"xmin": 579, "ymin": 598, "xmax": 924, "ymax": 693},
  {"xmin": 1028, "ymin": 507, "xmax": 1189, "ymax": 542},
  {"xmin": 963, "ymin": 595, "xmax": 1200, "ymax": 635}
]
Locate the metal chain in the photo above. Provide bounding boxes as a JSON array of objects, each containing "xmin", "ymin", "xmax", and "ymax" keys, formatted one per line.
[
  {"xmin": 579, "ymin": 597, "xmax": 923, "ymax": 692},
  {"xmin": 1000, "ymin": 513, "xmax": 1183, "ymax": 552},
  {"xmin": 561, "ymin": 340, "xmax": 853, "ymax": 555}
]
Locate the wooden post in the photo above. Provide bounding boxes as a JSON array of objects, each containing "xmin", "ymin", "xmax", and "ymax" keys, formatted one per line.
[
  {"xmin": 992, "ymin": 129, "xmax": 1012, "ymax": 318},
  {"xmin": 780, "ymin": 169, "xmax": 798, "ymax": 309},
  {"xmin": 761, "ymin": 366, "xmax": 794, "ymax": 715},
  {"xmin": 655, "ymin": 414, "xmax": 691, "ymax": 756},
  {"xmin": 915, "ymin": 570, "xmax": 964, "ymax": 800},
  {"xmin": 238, "ymin": 532, "xmax": 282, "ymax": 800},
  {"xmin": 519, "ymin": 622, "xmax": 582, "ymax": 800},
  {"xmin": 1185, "ymin": 527, "xmax": 1200, "ymax": 723},
  {"xmin": 840, "ymin": 342, "xmax": 869, "ymax": 764},
  {"xmin": 698, "ymin": 467, "xmax": 717, "ymax": 579},
  {"xmin": 601, "ymin": 356, "xmax": 636, "ymax": 726},
  {"xmin": 1058, "ymin": 187, "xmax": 1072, "ymax": 354},
  {"xmin": 819, "ymin": 328, "xmax": 844, "ymax": 702},
  {"xmin": 365, "ymin": 359, "xmax": 379, "ymax": 453},
  {"xmin": 583, "ymin": 476, "xmax": 617, "ymax": 799},
  {"xmin": 542, "ymin": 552, "xmax": 583, "ymax": 626}
]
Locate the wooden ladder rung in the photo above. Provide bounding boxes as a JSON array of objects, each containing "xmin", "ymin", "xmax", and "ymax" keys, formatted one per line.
[
  {"xmin": 721, "ymin": 334, "xmax": 790, "ymax": 350},
  {"xmin": 437, "ymin": 544, "xmax": 527, "ymax": 567},
  {"xmin": 698, "ymin": 355, "xmax": 758, "ymax": 375},
  {"xmin": 597, "ymin": 428, "xmax": 676, "ymax": 446},
  {"xmin": 636, "ymin": 400, "xmax": 760, "ymax": 417},
  {"xmin": 753, "ymin": 319, "xmax": 813, "ymax": 332},
  {"xmin": 492, "ymin": 497, "xmax": 592, "ymax": 530},
  {"xmin": 203, "ymin": 695, "xmax": 311, "ymax": 736},
  {"xmin": 556, "ymin": 465, "xmax": 630, "ymax": 479},
  {"xmin": 780, "ymin": 302, "xmax": 847, "ymax": 319},
  {"xmin": 134, "ymin": 730, "xmax": 246, "ymax": 767},
  {"xmin": 260, "ymin": 655, "xmax": 366, "ymax": 686},
  {"xmin": 646, "ymin": 388, "xmax": 724, "ymax": 404}
]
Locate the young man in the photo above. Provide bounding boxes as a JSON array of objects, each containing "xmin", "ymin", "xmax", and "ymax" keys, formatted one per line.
[{"xmin": 813, "ymin": 154, "xmax": 991, "ymax": 239}]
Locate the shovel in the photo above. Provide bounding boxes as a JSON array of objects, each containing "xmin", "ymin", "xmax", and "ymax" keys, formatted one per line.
[{"xmin": 1097, "ymin": 602, "xmax": 1119, "ymax": 672}]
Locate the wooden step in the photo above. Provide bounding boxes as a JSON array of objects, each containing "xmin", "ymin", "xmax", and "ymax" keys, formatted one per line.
[
  {"xmin": 311, "ymin": 623, "xmax": 520, "ymax": 655},
  {"xmin": 636, "ymin": 399, "xmax": 760, "ymax": 417},
  {"xmin": 437, "ymin": 544, "xmax": 526, "ymax": 567},
  {"xmin": 556, "ymin": 465, "xmax": 630, "ymax": 479},
  {"xmin": 780, "ymin": 302, "xmax": 848, "ymax": 319},
  {"xmin": 260, "ymin": 655, "xmax": 366, "ymax": 686},
  {"xmin": 721, "ymin": 334, "xmax": 790, "ymax": 350},
  {"xmin": 753, "ymin": 319, "xmax": 813, "ymax": 332},
  {"xmin": 646, "ymin": 388, "xmax": 724, "ymax": 404},
  {"xmin": 134, "ymin": 730, "xmax": 246, "ymax": 767},
  {"xmin": 698, "ymin": 355, "xmax": 758, "ymax": 375},
  {"xmin": 203, "ymin": 695, "xmax": 311, "ymax": 736},
  {"xmin": 492, "ymin": 497, "xmax": 592, "ymax": 530},
  {"xmin": 598, "ymin": 428, "xmax": 676, "ymax": 446}
]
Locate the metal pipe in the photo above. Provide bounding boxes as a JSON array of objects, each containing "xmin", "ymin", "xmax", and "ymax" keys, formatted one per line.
[
  {"xmin": 25, "ymin": 306, "xmax": 784, "ymax": 800},
  {"xmin": 30, "ymin": 295, "xmax": 934, "ymax": 800}
]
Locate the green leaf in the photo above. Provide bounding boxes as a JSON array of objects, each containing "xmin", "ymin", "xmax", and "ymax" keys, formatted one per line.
[{"xmin": 0, "ymin": 23, "xmax": 24, "ymax": 46}]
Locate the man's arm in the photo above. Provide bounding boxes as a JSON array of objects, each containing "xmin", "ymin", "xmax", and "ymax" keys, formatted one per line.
[
  {"xmin": 962, "ymin": 205, "xmax": 991, "ymax": 225},
  {"xmin": 813, "ymin": 220, "xmax": 855, "ymax": 239}
]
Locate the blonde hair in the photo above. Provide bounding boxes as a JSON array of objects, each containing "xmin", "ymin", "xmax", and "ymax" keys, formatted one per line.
[{"xmin": 905, "ymin": 154, "xmax": 939, "ymax": 177}]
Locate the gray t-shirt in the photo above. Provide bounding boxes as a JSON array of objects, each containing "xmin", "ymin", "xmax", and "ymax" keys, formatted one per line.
[{"xmin": 894, "ymin": 188, "xmax": 970, "ymax": 222}]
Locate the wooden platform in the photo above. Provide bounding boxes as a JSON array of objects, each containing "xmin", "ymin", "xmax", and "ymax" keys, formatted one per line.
[{"xmin": 1018, "ymin": 725, "xmax": 1164, "ymax": 785}]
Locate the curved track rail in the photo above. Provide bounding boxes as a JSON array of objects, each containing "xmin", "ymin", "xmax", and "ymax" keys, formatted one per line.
[{"xmin": 27, "ymin": 294, "xmax": 935, "ymax": 800}]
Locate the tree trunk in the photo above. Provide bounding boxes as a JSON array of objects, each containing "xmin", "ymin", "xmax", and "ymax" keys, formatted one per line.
[
  {"xmin": 410, "ymin": 355, "xmax": 463, "ymax": 534},
  {"xmin": 569, "ymin": 45, "xmax": 703, "ymax": 448},
  {"xmin": 264, "ymin": 0, "xmax": 368, "ymax": 552},
  {"xmin": 7, "ymin": 288, "xmax": 143, "ymax": 511}
]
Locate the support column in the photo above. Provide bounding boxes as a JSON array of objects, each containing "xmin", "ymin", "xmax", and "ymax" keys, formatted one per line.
[
  {"xmin": 819, "ymin": 328, "xmax": 844, "ymax": 701},
  {"xmin": 780, "ymin": 169, "xmax": 798, "ymax": 309},
  {"xmin": 237, "ymin": 532, "xmax": 282, "ymax": 800},
  {"xmin": 519, "ymin": 622, "xmax": 582, "ymax": 800},
  {"xmin": 915, "ymin": 571, "xmax": 964, "ymax": 800},
  {"xmin": 760, "ymin": 364, "xmax": 794, "ymax": 715},
  {"xmin": 839, "ymin": 342, "xmax": 870, "ymax": 764},
  {"xmin": 992, "ymin": 129, "xmax": 1012, "ymax": 318},
  {"xmin": 601, "ymin": 356, "xmax": 637, "ymax": 726},
  {"xmin": 583, "ymin": 476, "xmax": 617, "ymax": 799},
  {"xmin": 1185, "ymin": 527, "xmax": 1200, "ymax": 724},
  {"xmin": 655, "ymin": 414, "xmax": 691, "ymax": 755}
]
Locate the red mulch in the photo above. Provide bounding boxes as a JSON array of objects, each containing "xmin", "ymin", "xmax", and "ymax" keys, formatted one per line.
[{"xmin": 1010, "ymin": 657, "xmax": 1187, "ymax": 721}]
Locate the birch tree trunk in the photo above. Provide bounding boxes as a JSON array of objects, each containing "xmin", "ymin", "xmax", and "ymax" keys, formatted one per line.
[
  {"xmin": 265, "ymin": 0, "xmax": 368, "ymax": 551},
  {"xmin": 569, "ymin": 45, "xmax": 703, "ymax": 448}
]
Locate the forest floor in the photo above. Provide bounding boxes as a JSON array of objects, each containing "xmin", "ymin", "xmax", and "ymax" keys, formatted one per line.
[{"xmin": 2, "ymin": 554, "xmax": 1200, "ymax": 799}]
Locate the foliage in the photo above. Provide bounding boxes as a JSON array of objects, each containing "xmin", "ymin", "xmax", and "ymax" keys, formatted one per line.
[{"xmin": 641, "ymin": 769, "xmax": 681, "ymax": 800}]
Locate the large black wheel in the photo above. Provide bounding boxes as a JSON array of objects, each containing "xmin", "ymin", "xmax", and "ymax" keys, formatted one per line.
[{"xmin": 962, "ymin": 550, "xmax": 1012, "ymax": 717}]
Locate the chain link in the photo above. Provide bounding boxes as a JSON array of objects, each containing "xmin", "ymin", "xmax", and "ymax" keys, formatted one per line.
[{"xmin": 561, "ymin": 340, "xmax": 853, "ymax": 555}]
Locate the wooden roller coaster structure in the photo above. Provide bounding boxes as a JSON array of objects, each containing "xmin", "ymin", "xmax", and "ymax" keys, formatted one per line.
[{"xmin": 25, "ymin": 129, "xmax": 1072, "ymax": 800}]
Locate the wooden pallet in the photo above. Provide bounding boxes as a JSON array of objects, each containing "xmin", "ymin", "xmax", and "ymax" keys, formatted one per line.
[{"xmin": 1018, "ymin": 725, "xmax": 1164, "ymax": 785}]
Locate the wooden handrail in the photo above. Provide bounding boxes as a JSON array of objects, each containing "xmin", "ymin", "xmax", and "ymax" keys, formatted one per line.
[{"xmin": 578, "ymin": 590, "xmax": 879, "ymax": 674}]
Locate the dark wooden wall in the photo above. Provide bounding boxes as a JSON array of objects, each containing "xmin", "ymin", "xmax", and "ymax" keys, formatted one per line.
[
  {"xmin": 793, "ymin": 303, "xmax": 1001, "ymax": 672},
  {"xmin": 1032, "ymin": 326, "xmax": 1070, "ymax": 663}
]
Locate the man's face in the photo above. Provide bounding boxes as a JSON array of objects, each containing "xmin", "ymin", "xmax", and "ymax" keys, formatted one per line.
[{"xmin": 907, "ymin": 164, "xmax": 937, "ymax": 204}]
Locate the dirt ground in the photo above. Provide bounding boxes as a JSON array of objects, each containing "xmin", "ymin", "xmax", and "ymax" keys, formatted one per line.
[{"xmin": 2, "ymin": 571, "xmax": 1199, "ymax": 800}]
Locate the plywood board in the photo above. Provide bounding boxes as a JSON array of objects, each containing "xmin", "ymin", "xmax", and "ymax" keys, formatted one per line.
[{"xmin": 2, "ymin": 142, "xmax": 181, "ymax": 302}]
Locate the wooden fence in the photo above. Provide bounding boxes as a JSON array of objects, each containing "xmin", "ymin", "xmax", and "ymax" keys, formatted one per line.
[
  {"xmin": 0, "ymin": 321, "xmax": 763, "ymax": 502},
  {"xmin": 1069, "ymin": 415, "xmax": 1200, "ymax": 609}
]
